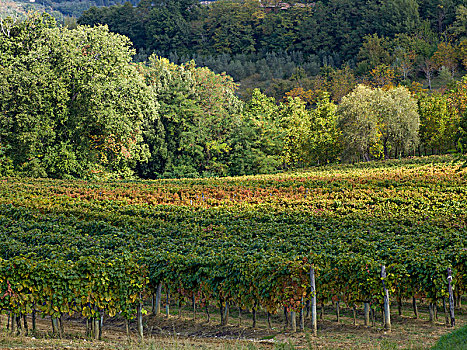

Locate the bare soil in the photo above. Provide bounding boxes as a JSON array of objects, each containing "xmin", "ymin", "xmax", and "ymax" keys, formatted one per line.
[{"xmin": 0, "ymin": 303, "xmax": 465, "ymax": 349}]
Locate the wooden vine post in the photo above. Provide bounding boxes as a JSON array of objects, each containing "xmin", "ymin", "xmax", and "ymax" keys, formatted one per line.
[
  {"xmin": 364, "ymin": 302, "xmax": 370, "ymax": 326},
  {"xmin": 291, "ymin": 311, "xmax": 297, "ymax": 332},
  {"xmin": 137, "ymin": 294, "xmax": 144, "ymax": 341},
  {"xmin": 381, "ymin": 265, "xmax": 391, "ymax": 332},
  {"xmin": 447, "ymin": 268, "xmax": 455, "ymax": 327},
  {"xmin": 310, "ymin": 266, "xmax": 318, "ymax": 337},
  {"xmin": 154, "ymin": 282, "xmax": 162, "ymax": 315}
]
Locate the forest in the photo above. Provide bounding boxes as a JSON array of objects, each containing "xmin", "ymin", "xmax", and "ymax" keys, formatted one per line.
[{"xmin": 0, "ymin": 1, "xmax": 467, "ymax": 180}]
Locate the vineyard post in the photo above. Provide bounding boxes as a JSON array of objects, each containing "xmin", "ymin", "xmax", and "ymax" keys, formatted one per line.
[
  {"xmin": 125, "ymin": 318, "xmax": 130, "ymax": 339},
  {"xmin": 51, "ymin": 317, "xmax": 58, "ymax": 336},
  {"xmin": 291, "ymin": 310, "xmax": 297, "ymax": 332},
  {"xmin": 99, "ymin": 311, "xmax": 103, "ymax": 340},
  {"xmin": 137, "ymin": 295, "xmax": 144, "ymax": 340},
  {"xmin": 412, "ymin": 296, "xmax": 418, "ymax": 318},
  {"xmin": 155, "ymin": 282, "xmax": 162, "ymax": 314},
  {"xmin": 32, "ymin": 304, "xmax": 36, "ymax": 332},
  {"xmin": 443, "ymin": 298, "xmax": 449, "ymax": 326},
  {"xmin": 352, "ymin": 304, "xmax": 357, "ymax": 325},
  {"xmin": 381, "ymin": 265, "xmax": 391, "ymax": 332},
  {"xmin": 219, "ymin": 298, "xmax": 224, "ymax": 326},
  {"xmin": 299, "ymin": 297, "xmax": 305, "ymax": 331},
  {"xmin": 397, "ymin": 294, "xmax": 402, "ymax": 316},
  {"xmin": 205, "ymin": 298, "xmax": 210, "ymax": 323},
  {"xmin": 166, "ymin": 287, "xmax": 170, "ymax": 318},
  {"xmin": 447, "ymin": 268, "xmax": 455, "ymax": 327},
  {"xmin": 59, "ymin": 314, "xmax": 64, "ymax": 339},
  {"xmin": 310, "ymin": 266, "xmax": 317, "ymax": 336},
  {"xmin": 364, "ymin": 302, "xmax": 370, "ymax": 326},
  {"xmin": 93, "ymin": 316, "xmax": 99, "ymax": 340},
  {"xmin": 429, "ymin": 303, "xmax": 434, "ymax": 324},
  {"xmin": 193, "ymin": 294, "xmax": 196, "ymax": 321}
]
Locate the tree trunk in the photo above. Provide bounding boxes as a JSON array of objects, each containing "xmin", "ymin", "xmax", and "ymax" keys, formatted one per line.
[
  {"xmin": 252, "ymin": 303, "xmax": 257, "ymax": 328},
  {"xmin": 429, "ymin": 303, "xmax": 435, "ymax": 324},
  {"xmin": 59, "ymin": 315, "xmax": 64, "ymax": 339},
  {"xmin": 283, "ymin": 307, "xmax": 288, "ymax": 330},
  {"xmin": 219, "ymin": 299, "xmax": 224, "ymax": 326},
  {"xmin": 192, "ymin": 294, "xmax": 196, "ymax": 321},
  {"xmin": 16, "ymin": 313, "xmax": 22, "ymax": 335},
  {"xmin": 336, "ymin": 301, "xmax": 340, "ymax": 323},
  {"xmin": 52, "ymin": 317, "xmax": 58, "ymax": 336},
  {"xmin": 397, "ymin": 295, "xmax": 402, "ymax": 316},
  {"xmin": 32, "ymin": 307, "xmax": 36, "ymax": 332},
  {"xmin": 267, "ymin": 312, "xmax": 272, "ymax": 330},
  {"xmin": 352, "ymin": 304, "xmax": 357, "ymax": 326},
  {"xmin": 23, "ymin": 313, "xmax": 28, "ymax": 336},
  {"xmin": 443, "ymin": 298, "xmax": 450, "ymax": 326},
  {"xmin": 205, "ymin": 301, "xmax": 210, "ymax": 323},
  {"xmin": 86, "ymin": 318, "xmax": 90, "ymax": 338}
]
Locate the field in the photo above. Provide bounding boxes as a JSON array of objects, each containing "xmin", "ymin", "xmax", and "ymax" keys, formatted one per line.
[{"xmin": 0, "ymin": 155, "xmax": 466, "ymax": 349}]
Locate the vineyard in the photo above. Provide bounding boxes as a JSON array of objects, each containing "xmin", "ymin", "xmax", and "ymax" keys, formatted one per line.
[{"xmin": 0, "ymin": 155, "xmax": 466, "ymax": 346}]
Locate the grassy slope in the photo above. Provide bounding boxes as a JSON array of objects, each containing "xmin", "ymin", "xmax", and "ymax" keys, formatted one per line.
[{"xmin": 432, "ymin": 325, "xmax": 467, "ymax": 350}]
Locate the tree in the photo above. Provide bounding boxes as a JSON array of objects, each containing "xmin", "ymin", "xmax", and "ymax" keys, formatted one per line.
[
  {"xmin": 447, "ymin": 76, "xmax": 467, "ymax": 152},
  {"xmin": 0, "ymin": 14, "xmax": 157, "ymax": 178},
  {"xmin": 391, "ymin": 34, "xmax": 418, "ymax": 81},
  {"xmin": 138, "ymin": 56, "xmax": 243, "ymax": 178},
  {"xmin": 337, "ymin": 85, "xmax": 419, "ymax": 161},
  {"xmin": 431, "ymin": 41, "xmax": 458, "ymax": 76},
  {"xmin": 306, "ymin": 94, "xmax": 342, "ymax": 165},
  {"xmin": 357, "ymin": 34, "xmax": 392, "ymax": 75},
  {"xmin": 418, "ymin": 92, "xmax": 456, "ymax": 154},
  {"xmin": 229, "ymin": 89, "xmax": 283, "ymax": 175},
  {"xmin": 458, "ymin": 39, "xmax": 467, "ymax": 70},
  {"xmin": 280, "ymin": 97, "xmax": 310, "ymax": 168},
  {"xmin": 450, "ymin": 5, "xmax": 467, "ymax": 40}
]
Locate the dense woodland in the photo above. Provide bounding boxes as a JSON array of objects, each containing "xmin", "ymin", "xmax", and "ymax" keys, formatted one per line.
[{"xmin": 0, "ymin": 2, "xmax": 467, "ymax": 179}]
